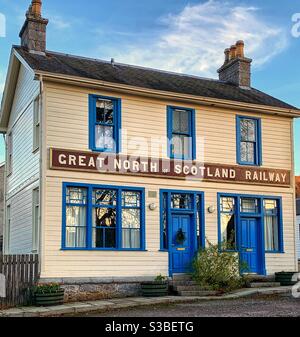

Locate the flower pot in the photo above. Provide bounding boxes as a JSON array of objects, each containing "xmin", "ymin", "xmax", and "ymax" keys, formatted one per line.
[
  {"xmin": 35, "ymin": 290, "xmax": 65, "ymax": 306},
  {"xmin": 275, "ymin": 272, "xmax": 298, "ymax": 286},
  {"xmin": 141, "ymin": 281, "xmax": 169, "ymax": 297}
]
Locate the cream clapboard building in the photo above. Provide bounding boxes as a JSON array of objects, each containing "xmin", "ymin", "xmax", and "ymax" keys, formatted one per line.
[{"xmin": 0, "ymin": 1, "xmax": 299, "ymax": 293}]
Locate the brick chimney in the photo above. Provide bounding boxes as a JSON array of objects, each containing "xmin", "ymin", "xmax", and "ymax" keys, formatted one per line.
[
  {"xmin": 218, "ymin": 41, "xmax": 252, "ymax": 88},
  {"xmin": 19, "ymin": 0, "xmax": 48, "ymax": 54}
]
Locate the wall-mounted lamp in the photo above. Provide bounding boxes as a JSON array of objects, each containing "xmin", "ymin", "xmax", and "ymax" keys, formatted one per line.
[
  {"xmin": 149, "ymin": 203, "xmax": 157, "ymax": 211},
  {"xmin": 208, "ymin": 205, "xmax": 216, "ymax": 214}
]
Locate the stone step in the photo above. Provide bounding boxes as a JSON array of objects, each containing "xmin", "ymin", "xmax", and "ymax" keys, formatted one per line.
[
  {"xmin": 178, "ymin": 290, "xmax": 219, "ymax": 297},
  {"xmin": 249, "ymin": 282, "xmax": 281, "ymax": 288},
  {"xmin": 172, "ymin": 274, "xmax": 193, "ymax": 282},
  {"xmin": 170, "ymin": 281, "xmax": 198, "ymax": 287},
  {"xmin": 245, "ymin": 275, "xmax": 276, "ymax": 282}
]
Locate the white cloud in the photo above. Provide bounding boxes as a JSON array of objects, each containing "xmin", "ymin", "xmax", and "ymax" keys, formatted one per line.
[
  {"xmin": 108, "ymin": 0, "xmax": 288, "ymax": 78},
  {"xmin": 50, "ymin": 15, "xmax": 71, "ymax": 30}
]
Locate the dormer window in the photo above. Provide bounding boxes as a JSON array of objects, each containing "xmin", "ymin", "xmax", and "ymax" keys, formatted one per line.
[{"xmin": 89, "ymin": 95, "xmax": 121, "ymax": 153}]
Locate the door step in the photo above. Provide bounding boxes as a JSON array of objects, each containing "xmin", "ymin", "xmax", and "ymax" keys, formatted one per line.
[
  {"xmin": 172, "ymin": 274, "xmax": 193, "ymax": 282},
  {"xmin": 245, "ymin": 274, "xmax": 276, "ymax": 282}
]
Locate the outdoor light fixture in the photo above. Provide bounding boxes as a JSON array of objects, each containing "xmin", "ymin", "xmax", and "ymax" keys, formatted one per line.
[
  {"xmin": 208, "ymin": 206, "xmax": 216, "ymax": 214},
  {"xmin": 149, "ymin": 203, "xmax": 157, "ymax": 211}
]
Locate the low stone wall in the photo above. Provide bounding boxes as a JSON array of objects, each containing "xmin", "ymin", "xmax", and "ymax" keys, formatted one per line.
[{"xmin": 38, "ymin": 277, "xmax": 156, "ymax": 303}]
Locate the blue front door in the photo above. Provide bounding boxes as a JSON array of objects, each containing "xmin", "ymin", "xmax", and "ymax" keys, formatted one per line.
[
  {"xmin": 170, "ymin": 214, "xmax": 193, "ymax": 274},
  {"xmin": 240, "ymin": 218, "xmax": 259, "ymax": 273}
]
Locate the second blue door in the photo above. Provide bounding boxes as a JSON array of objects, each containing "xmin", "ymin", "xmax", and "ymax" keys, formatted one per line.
[
  {"xmin": 171, "ymin": 214, "xmax": 193, "ymax": 273},
  {"xmin": 240, "ymin": 218, "xmax": 259, "ymax": 273}
]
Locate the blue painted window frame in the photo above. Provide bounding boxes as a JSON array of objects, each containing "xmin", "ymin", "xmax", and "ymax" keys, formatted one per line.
[
  {"xmin": 159, "ymin": 189, "xmax": 205, "ymax": 252},
  {"xmin": 217, "ymin": 193, "xmax": 284, "ymax": 255},
  {"xmin": 62, "ymin": 182, "xmax": 145, "ymax": 251},
  {"xmin": 167, "ymin": 106, "xmax": 196, "ymax": 160},
  {"xmin": 89, "ymin": 94, "xmax": 121, "ymax": 153},
  {"xmin": 236, "ymin": 115, "xmax": 262, "ymax": 166}
]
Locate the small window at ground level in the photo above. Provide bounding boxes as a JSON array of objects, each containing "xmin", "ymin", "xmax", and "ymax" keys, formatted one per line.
[{"xmin": 240, "ymin": 198, "xmax": 259, "ymax": 213}]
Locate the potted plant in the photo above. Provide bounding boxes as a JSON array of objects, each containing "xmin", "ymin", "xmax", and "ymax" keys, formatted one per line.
[
  {"xmin": 33, "ymin": 283, "xmax": 65, "ymax": 306},
  {"xmin": 275, "ymin": 272, "xmax": 298, "ymax": 286},
  {"xmin": 141, "ymin": 275, "xmax": 169, "ymax": 297}
]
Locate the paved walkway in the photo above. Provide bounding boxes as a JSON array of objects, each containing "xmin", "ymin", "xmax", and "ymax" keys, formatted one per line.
[{"xmin": 0, "ymin": 286, "xmax": 292, "ymax": 317}]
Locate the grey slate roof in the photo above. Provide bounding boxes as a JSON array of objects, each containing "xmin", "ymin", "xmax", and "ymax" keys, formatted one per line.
[
  {"xmin": 297, "ymin": 199, "xmax": 300, "ymax": 216},
  {"xmin": 15, "ymin": 46, "xmax": 297, "ymax": 110}
]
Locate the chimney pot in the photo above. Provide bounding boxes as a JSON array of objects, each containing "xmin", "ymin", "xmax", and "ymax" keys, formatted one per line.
[
  {"xmin": 236, "ymin": 40, "xmax": 245, "ymax": 58},
  {"xmin": 229, "ymin": 45, "xmax": 237, "ymax": 60},
  {"xmin": 224, "ymin": 48, "xmax": 230, "ymax": 63},
  {"xmin": 31, "ymin": 0, "xmax": 42, "ymax": 18}
]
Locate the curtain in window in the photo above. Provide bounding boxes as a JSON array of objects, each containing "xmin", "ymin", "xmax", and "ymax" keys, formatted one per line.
[{"xmin": 264, "ymin": 215, "xmax": 279, "ymax": 251}]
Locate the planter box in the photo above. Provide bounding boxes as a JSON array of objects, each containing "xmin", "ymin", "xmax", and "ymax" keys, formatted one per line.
[
  {"xmin": 275, "ymin": 272, "xmax": 298, "ymax": 286},
  {"xmin": 35, "ymin": 290, "xmax": 65, "ymax": 306},
  {"xmin": 141, "ymin": 282, "xmax": 169, "ymax": 297}
]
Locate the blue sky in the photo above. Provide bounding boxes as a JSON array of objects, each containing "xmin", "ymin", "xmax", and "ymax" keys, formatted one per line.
[{"xmin": 0, "ymin": 0, "xmax": 299, "ymax": 174}]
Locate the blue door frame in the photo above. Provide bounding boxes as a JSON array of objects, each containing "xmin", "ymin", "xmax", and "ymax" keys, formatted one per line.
[{"xmin": 160, "ymin": 190, "xmax": 205, "ymax": 277}]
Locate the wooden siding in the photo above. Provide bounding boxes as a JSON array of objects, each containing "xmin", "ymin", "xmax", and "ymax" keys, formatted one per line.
[
  {"xmin": 297, "ymin": 215, "xmax": 300, "ymax": 260},
  {"xmin": 45, "ymin": 83, "xmax": 292, "ymax": 170},
  {"xmin": 7, "ymin": 185, "xmax": 38, "ymax": 254},
  {"xmin": 5, "ymin": 64, "xmax": 40, "ymax": 254},
  {"xmin": 41, "ymin": 82, "xmax": 296, "ymax": 278}
]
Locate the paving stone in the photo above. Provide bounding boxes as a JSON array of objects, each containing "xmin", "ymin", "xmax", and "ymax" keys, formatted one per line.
[{"xmin": 2, "ymin": 308, "xmax": 25, "ymax": 317}]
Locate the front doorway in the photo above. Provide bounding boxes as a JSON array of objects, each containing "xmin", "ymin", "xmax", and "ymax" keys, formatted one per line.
[
  {"xmin": 160, "ymin": 190, "xmax": 205, "ymax": 277},
  {"xmin": 170, "ymin": 214, "xmax": 193, "ymax": 273},
  {"xmin": 240, "ymin": 218, "xmax": 259, "ymax": 273}
]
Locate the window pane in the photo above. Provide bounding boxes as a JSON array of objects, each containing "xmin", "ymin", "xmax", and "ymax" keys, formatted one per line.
[
  {"xmin": 66, "ymin": 206, "xmax": 86, "ymax": 226},
  {"xmin": 122, "ymin": 191, "xmax": 140, "ymax": 207},
  {"xmin": 240, "ymin": 119, "xmax": 256, "ymax": 142},
  {"xmin": 66, "ymin": 187, "xmax": 87, "ymax": 204},
  {"xmin": 221, "ymin": 197, "xmax": 235, "ymax": 212},
  {"xmin": 221, "ymin": 214, "xmax": 236, "ymax": 249},
  {"xmin": 95, "ymin": 125, "xmax": 114, "ymax": 150},
  {"xmin": 241, "ymin": 198, "xmax": 258, "ymax": 213},
  {"xmin": 264, "ymin": 215, "xmax": 279, "ymax": 251},
  {"xmin": 96, "ymin": 99, "xmax": 114, "ymax": 124},
  {"xmin": 66, "ymin": 227, "xmax": 86, "ymax": 248},
  {"xmin": 93, "ymin": 189, "xmax": 116, "ymax": 206},
  {"xmin": 122, "ymin": 209, "xmax": 141, "ymax": 229},
  {"xmin": 264, "ymin": 200, "xmax": 278, "ymax": 215},
  {"xmin": 240, "ymin": 142, "xmax": 254, "ymax": 163},
  {"xmin": 93, "ymin": 228, "xmax": 116, "ymax": 248},
  {"xmin": 171, "ymin": 194, "xmax": 192, "ymax": 209},
  {"xmin": 93, "ymin": 207, "xmax": 116, "ymax": 228},
  {"xmin": 173, "ymin": 109, "xmax": 181, "ymax": 133},
  {"xmin": 173, "ymin": 109, "xmax": 190, "ymax": 134},
  {"xmin": 122, "ymin": 229, "xmax": 140, "ymax": 249},
  {"xmin": 172, "ymin": 135, "xmax": 190, "ymax": 158}
]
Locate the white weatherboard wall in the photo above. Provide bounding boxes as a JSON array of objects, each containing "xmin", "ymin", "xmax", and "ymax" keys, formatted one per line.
[
  {"xmin": 5, "ymin": 63, "xmax": 40, "ymax": 254},
  {"xmin": 297, "ymin": 215, "xmax": 300, "ymax": 260},
  {"xmin": 41, "ymin": 82, "xmax": 297, "ymax": 279}
]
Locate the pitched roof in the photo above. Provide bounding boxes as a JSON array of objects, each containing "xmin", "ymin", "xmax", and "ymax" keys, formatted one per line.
[{"xmin": 15, "ymin": 46, "xmax": 298, "ymax": 110}]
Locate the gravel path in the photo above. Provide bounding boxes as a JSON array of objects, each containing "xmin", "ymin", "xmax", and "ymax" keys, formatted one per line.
[{"xmin": 83, "ymin": 295, "xmax": 300, "ymax": 317}]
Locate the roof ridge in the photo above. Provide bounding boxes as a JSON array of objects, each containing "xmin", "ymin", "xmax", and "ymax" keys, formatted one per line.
[{"xmin": 33, "ymin": 47, "xmax": 227, "ymax": 84}]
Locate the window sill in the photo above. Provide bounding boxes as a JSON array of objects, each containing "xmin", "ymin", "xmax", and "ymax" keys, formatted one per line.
[
  {"xmin": 61, "ymin": 248, "xmax": 148, "ymax": 252},
  {"xmin": 265, "ymin": 251, "xmax": 285, "ymax": 254},
  {"xmin": 237, "ymin": 162, "xmax": 261, "ymax": 167},
  {"xmin": 90, "ymin": 147, "xmax": 117, "ymax": 154}
]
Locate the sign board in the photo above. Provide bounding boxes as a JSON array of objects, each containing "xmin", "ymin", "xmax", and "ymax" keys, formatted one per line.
[{"xmin": 50, "ymin": 148, "xmax": 291, "ymax": 187}]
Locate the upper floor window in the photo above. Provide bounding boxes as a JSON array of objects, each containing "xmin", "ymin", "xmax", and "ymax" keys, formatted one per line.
[
  {"xmin": 63, "ymin": 184, "xmax": 145, "ymax": 251},
  {"xmin": 236, "ymin": 116, "xmax": 262, "ymax": 166},
  {"xmin": 167, "ymin": 106, "xmax": 196, "ymax": 160},
  {"xmin": 33, "ymin": 96, "xmax": 40, "ymax": 152},
  {"xmin": 89, "ymin": 95, "xmax": 121, "ymax": 153}
]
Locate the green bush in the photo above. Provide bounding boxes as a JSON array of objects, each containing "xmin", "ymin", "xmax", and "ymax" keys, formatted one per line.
[
  {"xmin": 192, "ymin": 241, "xmax": 248, "ymax": 292},
  {"xmin": 33, "ymin": 283, "xmax": 62, "ymax": 294}
]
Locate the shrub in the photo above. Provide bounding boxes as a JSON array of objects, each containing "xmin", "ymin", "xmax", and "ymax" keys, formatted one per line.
[
  {"xmin": 33, "ymin": 283, "xmax": 62, "ymax": 294},
  {"xmin": 192, "ymin": 240, "xmax": 248, "ymax": 292},
  {"xmin": 154, "ymin": 275, "xmax": 168, "ymax": 282}
]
